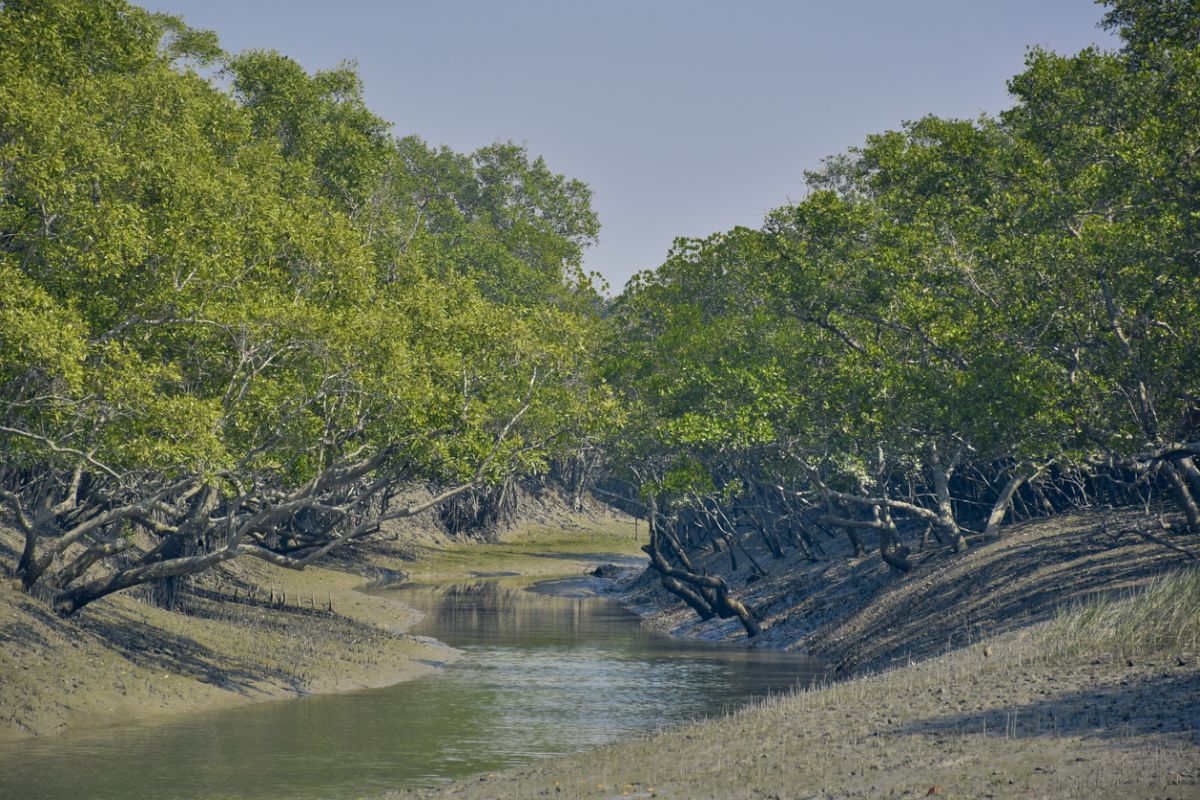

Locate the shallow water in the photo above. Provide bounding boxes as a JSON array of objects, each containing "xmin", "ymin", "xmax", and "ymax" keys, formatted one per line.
[{"xmin": 0, "ymin": 578, "xmax": 825, "ymax": 799}]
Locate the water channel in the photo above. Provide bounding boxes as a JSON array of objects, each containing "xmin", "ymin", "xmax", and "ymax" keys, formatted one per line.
[{"xmin": 0, "ymin": 573, "xmax": 826, "ymax": 799}]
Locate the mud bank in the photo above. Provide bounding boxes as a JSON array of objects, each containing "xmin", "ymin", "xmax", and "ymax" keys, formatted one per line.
[
  {"xmin": 0, "ymin": 506, "xmax": 642, "ymax": 742},
  {"xmin": 392, "ymin": 509, "xmax": 1200, "ymax": 799},
  {"xmin": 614, "ymin": 508, "xmax": 1194, "ymax": 671}
]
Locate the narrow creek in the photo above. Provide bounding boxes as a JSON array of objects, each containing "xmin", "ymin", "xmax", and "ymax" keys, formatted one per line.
[{"xmin": 0, "ymin": 573, "xmax": 826, "ymax": 800}]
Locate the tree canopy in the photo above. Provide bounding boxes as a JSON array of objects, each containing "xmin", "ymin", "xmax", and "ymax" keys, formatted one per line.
[
  {"xmin": 1, "ymin": 0, "xmax": 1196, "ymax": 624},
  {"xmin": 597, "ymin": 0, "xmax": 1200, "ymax": 627},
  {"xmin": 0, "ymin": 0, "xmax": 608, "ymax": 613}
]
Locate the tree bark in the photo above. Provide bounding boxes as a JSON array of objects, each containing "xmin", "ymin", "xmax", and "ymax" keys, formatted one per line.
[
  {"xmin": 643, "ymin": 495, "xmax": 761, "ymax": 637},
  {"xmin": 659, "ymin": 574, "xmax": 716, "ymax": 619},
  {"xmin": 846, "ymin": 527, "xmax": 866, "ymax": 556},
  {"xmin": 1177, "ymin": 456, "xmax": 1200, "ymax": 501},
  {"xmin": 871, "ymin": 463, "xmax": 911, "ymax": 571},
  {"xmin": 15, "ymin": 526, "xmax": 39, "ymax": 589},
  {"xmin": 928, "ymin": 442, "xmax": 966, "ymax": 552},
  {"xmin": 983, "ymin": 460, "xmax": 1050, "ymax": 538},
  {"xmin": 53, "ymin": 546, "xmax": 240, "ymax": 616},
  {"xmin": 1163, "ymin": 462, "xmax": 1200, "ymax": 535},
  {"xmin": 877, "ymin": 522, "xmax": 912, "ymax": 572},
  {"xmin": 47, "ymin": 539, "xmax": 133, "ymax": 589},
  {"xmin": 658, "ymin": 522, "xmax": 700, "ymax": 573}
]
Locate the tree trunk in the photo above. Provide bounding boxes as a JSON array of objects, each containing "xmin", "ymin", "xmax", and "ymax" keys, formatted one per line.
[
  {"xmin": 643, "ymin": 496, "xmax": 761, "ymax": 637},
  {"xmin": 1031, "ymin": 481, "xmax": 1056, "ymax": 514},
  {"xmin": 1163, "ymin": 462, "xmax": 1200, "ymax": 535},
  {"xmin": 1178, "ymin": 456, "xmax": 1200, "ymax": 500},
  {"xmin": 713, "ymin": 592, "xmax": 762, "ymax": 636},
  {"xmin": 873, "ymin": 489, "xmax": 907, "ymax": 568},
  {"xmin": 53, "ymin": 545, "xmax": 238, "ymax": 616},
  {"xmin": 877, "ymin": 522, "xmax": 912, "ymax": 572},
  {"xmin": 15, "ymin": 527, "xmax": 39, "ymax": 590},
  {"xmin": 983, "ymin": 461, "xmax": 1049, "ymax": 538},
  {"xmin": 659, "ymin": 574, "xmax": 715, "ymax": 620},
  {"xmin": 47, "ymin": 539, "xmax": 132, "ymax": 589},
  {"xmin": 659, "ymin": 522, "xmax": 699, "ymax": 573},
  {"xmin": 7, "ymin": 471, "xmax": 83, "ymax": 590},
  {"xmin": 928, "ymin": 442, "xmax": 966, "ymax": 552},
  {"xmin": 872, "ymin": 464, "xmax": 910, "ymax": 571}
]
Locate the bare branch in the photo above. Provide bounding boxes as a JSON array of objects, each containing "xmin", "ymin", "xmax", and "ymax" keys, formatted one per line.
[{"xmin": 0, "ymin": 426, "xmax": 123, "ymax": 481}]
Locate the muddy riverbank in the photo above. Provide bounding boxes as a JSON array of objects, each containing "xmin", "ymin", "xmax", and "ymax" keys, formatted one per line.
[
  {"xmin": 4, "ymin": 503, "xmax": 1197, "ymax": 799},
  {"xmin": 392, "ymin": 612, "xmax": 1199, "ymax": 800},
  {"xmin": 0, "ymin": 504, "xmax": 642, "ymax": 742},
  {"xmin": 0, "ymin": 574, "xmax": 827, "ymax": 800},
  {"xmin": 394, "ymin": 509, "xmax": 1200, "ymax": 799},
  {"xmin": 614, "ymin": 508, "xmax": 1194, "ymax": 672}
]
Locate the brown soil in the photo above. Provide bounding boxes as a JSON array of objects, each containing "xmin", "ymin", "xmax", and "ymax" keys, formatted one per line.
[
  {"xmin": 392, "ymin": 508, "xmax": 1200, "ymax": 800},
  {"xmin": 0, "ymin": 495, "xmax": 640, "ymax": 743},
  {"xmin": 617, "ymin": 508, "xmax": 1193, "ymax": 672}
]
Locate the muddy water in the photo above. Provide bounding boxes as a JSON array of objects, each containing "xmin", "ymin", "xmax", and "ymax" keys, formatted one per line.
[{"xmin": 0, "ymin": 578, "xmax": 825, "ymax": 799}]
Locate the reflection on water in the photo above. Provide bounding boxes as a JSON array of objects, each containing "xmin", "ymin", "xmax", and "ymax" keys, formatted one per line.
[{"xmin": 0, "ymin": 579, "xmax": 826, "ymax": 800}]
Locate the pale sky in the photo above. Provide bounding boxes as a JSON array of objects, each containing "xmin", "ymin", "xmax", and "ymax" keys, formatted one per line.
[{"xmin": 148, "ymin": 0, "xmax": 1118, "ymax": 293}]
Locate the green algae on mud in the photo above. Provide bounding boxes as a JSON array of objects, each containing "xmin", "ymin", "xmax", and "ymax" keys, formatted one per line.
[{"xmin": 402, "ymin": 515, "xmax": 645, "ymax": 587}]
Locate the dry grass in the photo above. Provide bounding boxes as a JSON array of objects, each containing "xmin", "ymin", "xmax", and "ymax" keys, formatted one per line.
[
  {"xmin": 399, "ymin": 516, "xmax": 1200, "ymax": 800},
  {"xmin": 398, "ymin": 607, "xmax": 1200, "ymax": 800},
  {"xmin": 1042, "ymin": 567, "xmax": 1200, "ymax": 663}
]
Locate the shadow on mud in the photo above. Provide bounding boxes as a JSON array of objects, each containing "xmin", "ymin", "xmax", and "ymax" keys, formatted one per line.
[{"xmin": 898, "ymin": 668, "xmax": 1200, "ymax": 742}]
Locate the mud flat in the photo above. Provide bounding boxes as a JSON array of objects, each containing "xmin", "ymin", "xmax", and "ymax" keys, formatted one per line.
[
  {"xmin": 0, "ymin": 506, "xmax": 642, "ymax": 742},
  {"xmin": 391, "ymin": 510, "xmax": 1200, "ymax": 800}
]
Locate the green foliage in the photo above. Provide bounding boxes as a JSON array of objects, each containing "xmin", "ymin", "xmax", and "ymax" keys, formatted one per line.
[
  {"xmin": 604, "ymin": 0, "xmax": 1199, "ymax": 515},
  {"xmin": 1099, "ymin": 0, "xmax": 1200, "ymax": 57},
  {"xmin": 227, "ymin": 50, "xmax": 392, "ymax": 212},
  {"xmin": 1, "ymin": 0, "xmax": 1194, "ymax": 607},
  {"xmin": 0, "ymin": 0, "xmax": 604, "ymax": 496},
  {"xmin": 0, "ymin": 260, "xmax": 87, "ymax": 390},
  {"xmin": 603, "ymin": 228, "xmax": 791, "ymax": 497},
  {"xmin": 367, "ymin": 136, "xmax": 601, "ymax": 307}
]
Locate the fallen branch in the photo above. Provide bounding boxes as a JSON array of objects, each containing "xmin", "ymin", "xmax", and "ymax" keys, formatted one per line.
[{"xmin": 1126, "ymin": 523, "xmax": 1200, "ymax": 561}]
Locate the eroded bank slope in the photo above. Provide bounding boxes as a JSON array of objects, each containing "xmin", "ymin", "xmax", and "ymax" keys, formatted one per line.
[
  {"xmin": 0, "ymin": 504, "xmax": 642, "ymax": 742},
  {"xmin": 618, "ymin": 508, "xmax": 1194, "ymax": 672},
  {"xmin": 395, "ymin": 509, "xmax": 1199, "ymax": 800},
  {"xmin": 395, "ymin": 612, "xmax": 1199, "ymax": 800}
]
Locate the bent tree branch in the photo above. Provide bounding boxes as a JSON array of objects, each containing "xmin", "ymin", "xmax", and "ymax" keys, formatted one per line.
[{"xmin": 1, "ymin": 395, "xmax": 547, "ymax": 616}]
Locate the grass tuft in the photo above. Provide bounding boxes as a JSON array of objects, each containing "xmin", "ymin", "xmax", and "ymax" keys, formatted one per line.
[{"xmin": 1042, "ymin": 568, "xmax": 1200, "ymax": 662}]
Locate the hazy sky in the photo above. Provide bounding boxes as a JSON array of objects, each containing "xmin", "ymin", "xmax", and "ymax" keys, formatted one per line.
[{"xmin": 148, "ymin": 0, "xmax": 1118, "ymax": 293}]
